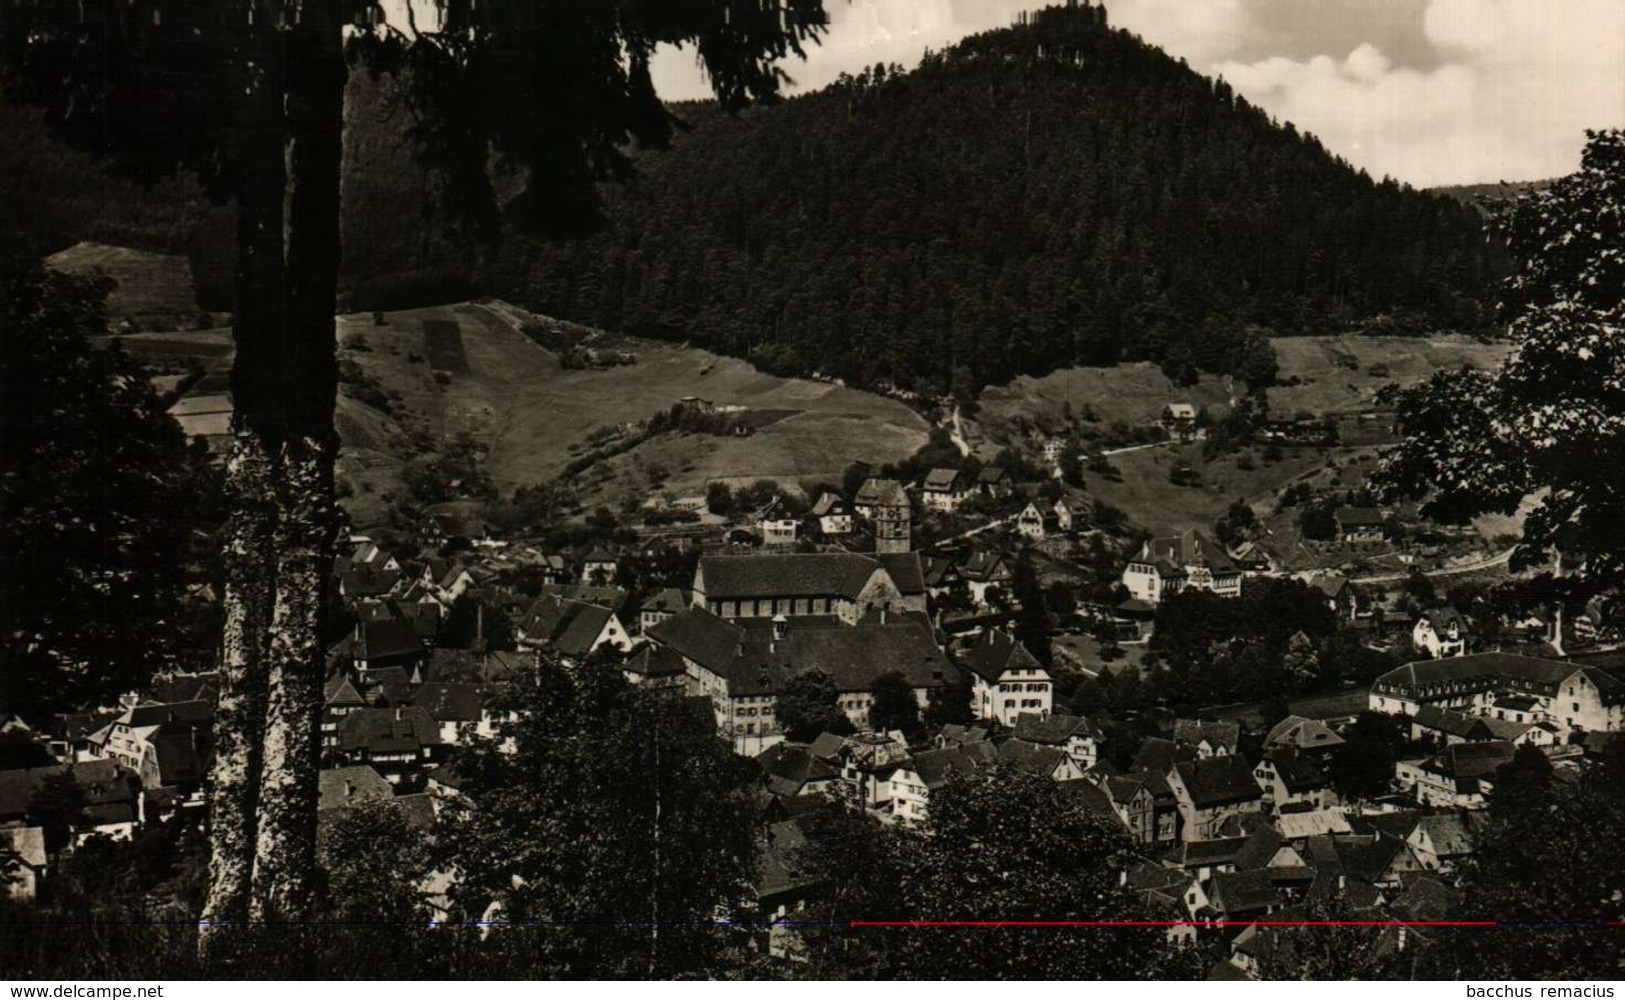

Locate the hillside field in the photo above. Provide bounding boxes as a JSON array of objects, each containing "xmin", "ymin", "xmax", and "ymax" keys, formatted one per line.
[
  {"xmin": 118, "ymin": 301, "xmax": 931, "ymax": 527},
  {"xmin": 971, "ymin": 334, "xmax": 1513, "ymax": 544},
  {"xmin": 974, "ymin": 334, "xmax": 1510, "ymax": 434}
]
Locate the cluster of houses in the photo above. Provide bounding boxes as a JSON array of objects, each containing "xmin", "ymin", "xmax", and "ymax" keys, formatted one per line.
[
  {"xmin": 1, "ymin": 675, "xmax": 222, "ymax": 900},
  {"xmin": 750, "ymin": 691, "xmax": 1518, "ymax": 975}
]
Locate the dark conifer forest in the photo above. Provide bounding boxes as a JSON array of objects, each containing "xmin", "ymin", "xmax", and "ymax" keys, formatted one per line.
[
  {"xmin": 492, "ymin": 4, "xmax": 1501, "ymax": 394},
  {"xmin": 0, "ymin": 3, "xmax": 1506, "ymax": 397}
]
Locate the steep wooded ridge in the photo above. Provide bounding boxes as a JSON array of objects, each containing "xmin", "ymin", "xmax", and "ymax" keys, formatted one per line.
[{"xmin": 492, "ymin": 4, "xmax": 1500, "ymax": 394}]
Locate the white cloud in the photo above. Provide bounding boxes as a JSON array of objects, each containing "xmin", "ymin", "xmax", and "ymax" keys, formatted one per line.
[
  {"xmin": 650, "ymin": 0, "xmax": 1625, "ymax": 186},
  {"xmin": 650, "ymin": 0, "xmax": 1031, "ymax": 101},
  {"xmin": 1104, "ymin": 0, "xmax": 1251, "ymax": 65},
  {"xmin": 1215, "ymin": 0, "xmax": 1625, "ymax": 185}
]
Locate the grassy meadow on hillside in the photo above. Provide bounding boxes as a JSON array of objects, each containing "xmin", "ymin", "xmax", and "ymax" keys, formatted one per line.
[{"xmin": 115, "ymin": 301, "xmax": 930, "ymax": 528}]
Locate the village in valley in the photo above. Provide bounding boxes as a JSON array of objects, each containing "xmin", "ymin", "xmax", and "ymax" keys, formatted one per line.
[
  {"xmin": 2, "ymin": 0, "xmax": 1621, "ymax": 979},
  {"xmin": 4, "ymin": 273, "xmax": 1622, "ymax": 978}
]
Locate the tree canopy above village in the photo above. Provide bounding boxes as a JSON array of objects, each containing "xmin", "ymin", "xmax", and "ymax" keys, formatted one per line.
[
  {"xmin": 1376, "ymin": 129, "xmax": 1625, "ymax": 603},
  {"xmin": 0, "ymin": 241, "xmax": 217, "ymax": 720}
]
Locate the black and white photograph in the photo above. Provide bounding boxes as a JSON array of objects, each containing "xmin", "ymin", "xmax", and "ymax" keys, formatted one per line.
[{"xmin": 0, "ymin": 0, "xmax": 1621, "ymax": 984}]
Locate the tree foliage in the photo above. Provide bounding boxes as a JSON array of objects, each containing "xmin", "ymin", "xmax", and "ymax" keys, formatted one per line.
[
  {"xmin": 868, "ymin": 671, "xmax": 921, "ymax": 735},
  {"xmin": 1377, "ymin": 130, "xmax": 1625, "ymax": 600},
  {"xmin": 1421, "ymin": 736, "xmax": 1625, "ymax": 979},
  {"xmin": 774, "ymin": 669, "xmax": 848, "ymax": 742},
  {"xmin": 802, "ymin": 764, "xmax": 1197, "ymax": 978},
  {"xmin": 442, "ymin": 663, "xmax": 761, "ymax": 978},
  {"xmin": 0, "ymin": 243, "xmax": 217, "ymax": 719}
]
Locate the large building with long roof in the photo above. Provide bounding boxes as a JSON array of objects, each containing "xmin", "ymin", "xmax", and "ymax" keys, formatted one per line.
[{"xmin": 1369, "ymin": 652, "xmax": 1625, "ymax": 733}]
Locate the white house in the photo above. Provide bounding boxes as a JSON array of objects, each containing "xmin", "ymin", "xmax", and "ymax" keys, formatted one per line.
[
  {"xmin": 514, "ymin": 595, "xmax": 632, "ymax": 659},
  {"xmin": 1370, "ymin": 652, "xmax": 1625, "ymax": 733},
  {"xmin": 921, "ymin": 468, "xmax": 969, "ymax": 513},
  {"xmin": 959, "ymin": 551, "xmax": 1012, "ymax": 607},
  {"xmin": 1121, "ymin": 530, "xmax": 1242, "ymax": 605},
  {"xmin": 1012, "ymin": 713, "xmax": 1104, "ymax": 770},
  {"xmin": 1161, "ymin": 404, "xmax": 1204, "ymax": 442},
  {"xmin": 809, "ymin": 493, "xmax": 854, "ymax": 536},
  {"xmin": 1414, "ymin": 607, "xmax": 1469, "ymax": 658},
  {"xmin": 1016, "ymin": 502, "xmax": 1050, "ymax": 541},
  {"xmin": 959, "ymin": 628, "xmax": 1052, "ymax": 727},
  {"xmin": 760, "ymin": 518, "xmax": 799, "ymax": 547}
]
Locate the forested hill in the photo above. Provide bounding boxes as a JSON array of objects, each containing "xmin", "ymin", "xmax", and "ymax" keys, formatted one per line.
[{"xmin": 495, "ymin": 3, "xmax": 1500, "ymax": 396}]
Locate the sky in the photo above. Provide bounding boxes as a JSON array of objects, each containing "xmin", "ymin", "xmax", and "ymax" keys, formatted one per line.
[{"xmin": 648, "ymin": 0, "xmax": 1625, "ymax": 187}]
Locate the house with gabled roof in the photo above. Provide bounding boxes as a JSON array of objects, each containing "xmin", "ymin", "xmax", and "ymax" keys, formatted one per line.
[
  {"xmin": 1172, "ymin": 719, "xmax": 1240, "ymax": 758},
  {"xmin": 0, "ymin": 761, "xmax": 141, "ymax": 844},
  {"xmin": 338, "ymin": 565, "xmax": 403, "ymax": 606},
  {"xmin": 514, "ymin": 594, "xmax": 632, "ymax": 660},
  {"xmin": 334, "ymin": 706, "xmax": 443, "ymax": 781},
  {"xmin": 1414, "ymin": 606, "xmax": 1469, "ymax": 658},
  {"xmin": 1122, "ymin": 530, "xmax": 1243, "ymax": 605},
  {"xmin": 1263, "ymin": 715, "xmax": 1347, "ymax": 755},
  {"xmin": 1396, "ymin": 740, "xmax": 1516, "ymax": 809},
  {"xmin": 1012, "ymin": 712, "xmax": 1104, "ymax": 770},
  {"xmin": 323, "ymin": 673, "xmax": 369, "ymax": 751},
  {"xmin": 1052, "ymin": 494, "xmax": 1091, "ymax": 536},
  {"xmin": 876, "ymin": 740, "xmax": 996, "ymax": 826},
  {"xmin": 921, "ymin": 468, "xmax": 969, "ymax": 513},
  {"xmin": 1402, "ymin": 813, "xmax": 1475, "ymax": 873},
  {"xmin": 692, "ymin": 552, "xmax": 926, "ymax": 625},
  {"xmin": 1370, "ymin": 651, "xmax": 1625, "ymax": 733},
  {"xmin": 1015, "ymin": 502, "xmax": 1054, "ymax": 541},
  {"xmin": 410, "ymin": 682, "xmax": 496, "ymax": 746},
  {"xmin": 99, "ymin": 700, "xmax": 214, "ymax": 775},
  {"xmin": 1252, "ymin": 749, "xmax": 1335, "ymax": 811},
  {"xmin": 1, "ymin": 826, "xmax": 47, "ymax": 900},
  {"xmin": 754, "ymin": 817, "xmax": 822, "ymax": 957},
  {"xmin": 621, "ymin": 644, "xmax": 689, "ymax": 690},
  {"xmin": 1094, "ymin": 769, "xmax": 1179, "ymax": 845},
  {"xmin": 1309, "ymin": 574, "xmax": 1360, "ymax": 621},
  {"xmin": 638, "ymin": 588, "xmax": 692, "ymax": 633},
  {"xmin": 1166, "ymin": 754, "xmax": 1264, "ymax": 842},
  {"xmin": 809, "ymin": 493, "xmax": 854, "ymax": 536},
  {"xmin": 976, "ymin": 466, "xmax": 1013, "ymax": 499},
  {"xmin": 755, "ymin": 742, "xmax": 842, "ymax": 800},
  {"xmin": 1131, "ymin": 737, "xmax": 1198, "ymax": 774},
  {"xmin": 648, "ymin": 608, "xmax": 955, "ymax": 755},
  {"xmin": 1334, "ymin": 507, "xmax": 1388, "ymax": 545},
  {"xmin": 1323, "ymin": 831, "xmax": 1424, "ymax": 889},
  {"xmin": 959, "ymin": 628, "xmax": 1051, "ymax": 727},
  {"xmin": 318, "ymin": 765, "xmax": 393, "ymax": 812},
  {"xmin": 1161, "ymin": 403, "xmax": 1203, "ymax": 442},
  {"xmin": 1409, "ymin": 705, "xmax": 1500, "ymax": 745},
  {"xmin": 958, "ymin": 550, "xmax": 1012, "ymax": 607},
  {"xmin": 996, "ymin": 740, "xmax": 1085, "ymax": 782},
  {"xmin": 582, "ymin": 548, "xmax": 619, "ymax": 585},
  {"xmin": 332, "ymin": 619, "xmax": 430, "ymax": 676}
]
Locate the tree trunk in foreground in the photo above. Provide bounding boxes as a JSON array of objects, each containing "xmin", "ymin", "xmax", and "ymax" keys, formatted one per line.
[
  {"xmin": 198, "ymin": 20, "xmax": 289, "ymax": 949},
  {"xmin": 248, "ymin": 4, "xmax": 343, "ymax": 928},
  {"xmin": 200, "ymin": 0, "xmax": 344, "ymax": 956}
]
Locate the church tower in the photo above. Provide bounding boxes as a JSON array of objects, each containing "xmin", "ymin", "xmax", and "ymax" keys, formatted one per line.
[{"xmin": 872, "ymin": 482, "xmax": 912, "ymax": 555}]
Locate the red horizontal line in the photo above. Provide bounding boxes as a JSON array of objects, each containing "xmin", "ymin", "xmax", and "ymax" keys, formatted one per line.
[{"xmin": 849, "ymin": 920, "xmax": 1499, "ymax": 928}]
